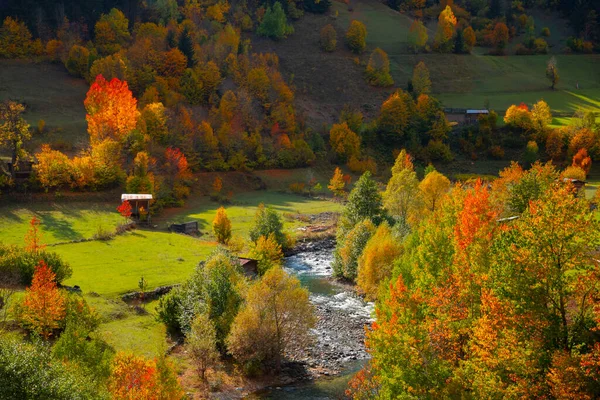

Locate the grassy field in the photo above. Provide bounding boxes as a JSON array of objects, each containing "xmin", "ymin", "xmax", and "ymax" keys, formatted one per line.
[
  {"xmin": 162, "ymin": 191, "xmax": 343, "ymax": 239},
  {"xmin": 331, "ymin": 1, "xmax": 600, "ymax": 122},
  {"xmin": 86, "ymin": 296, "xmax": 167, "ymax": 358},
  {"xmin": 0, "ymin": 190, "xmax": 341, "ymax": 296},
  {"xmin": 0, "ymin": 60, "xmax": 89, "ymax": 154},
  {"xmin": 56, "ymin": 230, "xmax": 215, "ymax": 296},
  {"xmin": 0, "ymin": 189, "xmax": 342, "ymax": 357},
  {"xmin": 0, "ymin": 201, "xmax": 122, "ymax": 246}
]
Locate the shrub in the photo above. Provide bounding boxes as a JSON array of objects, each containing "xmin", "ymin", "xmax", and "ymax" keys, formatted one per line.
[
  {"xmin": 541, "ymin": 27, "xmax": 550, "ymax": 37},
  {"xmin": 562, "ymin": 166, "xmax": 586, "ymax": 181},
  {"xmin": 524, "ymin": 140, "xmax": 539, "ymax": 165},
  {"xmin": 533, "ymin": 38, "xmax": 548, "ymax": 54},
  {"xmin": 489, "ymin": 145, "xmax": 505, "ymax": 159},
  {"xmin": 109, "ymin": 352, "xmax": 184, "ymax": 399},
  {"xmin": 65, "ymin": 45, "xmax": 90, "ymax": 78},
  {"xmin": 426, "ymin": 140, "xmax": 453, "ymax": 162},
  {"xmin": 156, "ymin": 287, "xmax": 184, "ymax": 334},
  {"xmin": 0, "ymin": 245, "xmax": 72, "ymax": 285},
  {"xmin": 365, "ymin": 48, "xmax": 393, "ymax": 87},
  {"xmin": 320, "ymin": 24, "xmax": 337, "ymax": 52},
  {"xmin": 346, "ymin": 20, "xmax": 367, "ymax": 53},
  {"xmin": 0, "ymin": 337, "xmax": 103, "ymax": 399},
  {"xmin": 347, "ymin": 156, "xmax": 378, "ymax": 175},
  {"xmin": 289, "ymin": 182, "xmax": 306, "ymax": 194}
]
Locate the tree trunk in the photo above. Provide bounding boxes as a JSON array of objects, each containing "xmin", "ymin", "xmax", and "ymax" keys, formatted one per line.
[{"xmin": 10, "ymin": 139, "xmax": 17, "ymax": 180}]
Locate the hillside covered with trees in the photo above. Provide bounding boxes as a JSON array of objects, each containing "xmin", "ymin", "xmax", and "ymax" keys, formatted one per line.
[{"xmin": 1, "ymin": 0, "xmax": 600, "ymax": 398}]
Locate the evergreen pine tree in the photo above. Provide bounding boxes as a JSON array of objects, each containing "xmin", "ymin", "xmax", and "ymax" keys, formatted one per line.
[{"xmin": 178, "ymin": 26, "xmax": 195, "ymax": 67}]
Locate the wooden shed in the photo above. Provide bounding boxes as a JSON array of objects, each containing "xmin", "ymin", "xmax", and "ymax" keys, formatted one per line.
[
  {"xmin": 465, "ymin": 109, "xmax": 490, "ymax": 124},
  {"xmin": 169, "ymin": 221, "xmax": 199, "ymax": 234},
  {"xmin": 237, "ymin": 258, "xmax": 259, "ymax": 278},
  {"xmin": 5, "ymin": 160, "xmax": 35, "ymax": 181},
  {"xmin": 121, "ymin": 194, "xmax": 153, "ymax": 223}
]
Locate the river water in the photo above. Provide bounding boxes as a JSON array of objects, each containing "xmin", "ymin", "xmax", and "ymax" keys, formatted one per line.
[{"xmin": 248, "ymin": 247, "xmax": 374, "ymax": 399}]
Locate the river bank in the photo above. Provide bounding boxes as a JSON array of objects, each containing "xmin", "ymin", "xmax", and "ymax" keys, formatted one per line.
[{"xmin": 245, "ymin": 240, "xmax": 374, "ymax": 399}]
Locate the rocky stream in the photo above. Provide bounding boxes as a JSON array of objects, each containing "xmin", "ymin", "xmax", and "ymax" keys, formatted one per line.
[{"xmin": 247, "ymin": 240, "xmax": 374, "ymax": 399}]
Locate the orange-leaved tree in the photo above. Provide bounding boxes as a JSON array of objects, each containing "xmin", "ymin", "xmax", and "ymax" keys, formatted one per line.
[
  {"xmin": 109, "ymin": 352, "xmax": 184, "ymax": 400},
  {"xmin": 24, "ymin": 216, "xmax": 46, "ymax": 254},
  {"xmin": 572, "ymin": 148, "xmax": 592, "ymax": 176},
  {"xmin": 20, "ymin": 260, "xmax": 66, "ymax": 339},
  {"xmin": 84, "ymin": 74, "xmax": 140, "ymax": 144}
]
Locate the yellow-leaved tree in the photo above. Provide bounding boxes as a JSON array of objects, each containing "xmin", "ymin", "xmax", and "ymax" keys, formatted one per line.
[
  {"xmin": 227, "ymin": 267, "xmax": 316, "ymax": 370},
  {"xmin": 419, "ymin": 170, "xmax": 451, "ymax": 213},
  {"xmin": 433, "ymin": 5, "xmax": 457, "ymax": 52},
  {"xmin": 213, "ymin": 206, "xmax": 232, "ymax": 244},
  {"xmin": 357, "ymin": 223, "xmax": 403, "ymax": 300}
]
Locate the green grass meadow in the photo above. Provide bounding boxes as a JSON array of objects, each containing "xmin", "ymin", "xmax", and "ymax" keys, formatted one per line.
[
  {"xmin": 163, "ymin": 191, "xmax": 342, "ymax": 238},
  {"xmin": 0, "ymin": 189, "xmax": 342, "ymax": 355},
  {"xmin": 0, "ymin": 202, "xmax": 122, "ymax": 246}
]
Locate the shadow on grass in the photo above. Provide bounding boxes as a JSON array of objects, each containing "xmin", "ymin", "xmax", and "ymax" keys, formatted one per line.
[{"xmin": 38, "ymin": 212, "xmax": 83, "ymax": 242}]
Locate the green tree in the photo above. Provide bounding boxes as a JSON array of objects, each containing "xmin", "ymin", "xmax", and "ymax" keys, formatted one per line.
[
  {"xmin": 94, "ymin": 8, "xmax": 131, "ymax": 55},
  {"xmin": 333, "ymin": 219, "xmax": 376, "ymax": 280},
  {"xmin": 250, "ymin": 233, "xmax": 284, "ymax": 275},
  {"xmin": 0, "ymin": 101, "xmax": 31, "ymax": 180},
  {"xmin": 186, "ymin": 312, "xmax": 219, "ymax": 381},
  {"xmin": 329, "ymin": 122, "xmax": 360, "ymax": 162},
  {"xmin": 227, "ymin": 267, "xmax": 315, "ymax": 370},
  {"xmin": 546, "ymin": 56, "xmax": 559, "ymax": 90},
  {"xmin": 257, "ymin": 2, "xmax": 293, "ymax": 40},
  {"xmin": 365, "ymin": 48, "xmax": 393, "ymax": 87},
  {"xmin": 383, "ymin": 163, "xmax": 422, "ymax": 224},
  {"xmin": 412, "ymin": 61, "xmax": 431, "ymax": 96},
  {"xmin": 507, "ymin": 162, "xmax": 558, "ymax": 213},
  {"xmin": 178, "ymin": 25, "xmax": 195, "ymax": 68},
  {"xmin": 249, "ymin": 204, "xmax": 288, "ymax": 249},
  {"xmin": 408, "ymin": 19, "xmax": 428, "ymax": 53},
  {"xmin": 344, "ymin": 171, "xmax": 386, "ymax": 227}
]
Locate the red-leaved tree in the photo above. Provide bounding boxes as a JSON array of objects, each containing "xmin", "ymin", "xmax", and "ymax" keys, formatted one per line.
[{"xmin": 117, "ymin": 200, "xmax": 132, "ymax": 222}]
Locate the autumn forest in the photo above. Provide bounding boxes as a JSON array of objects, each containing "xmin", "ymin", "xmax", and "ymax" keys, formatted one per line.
[{"xmin": 1, "ymin": 0, "xmax": 600, "ymax": 398}]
